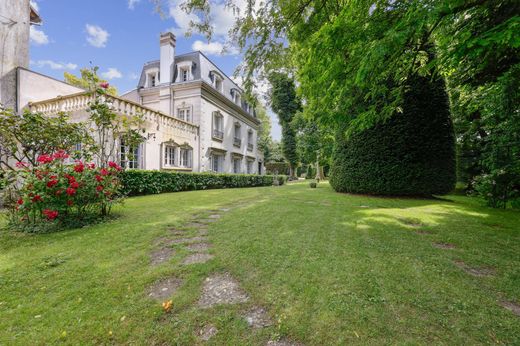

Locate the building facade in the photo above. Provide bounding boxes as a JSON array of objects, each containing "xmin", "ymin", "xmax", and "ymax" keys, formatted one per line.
[{"xmin": 1, "ymin": 1, "xmax": 264, "ymax": 174}]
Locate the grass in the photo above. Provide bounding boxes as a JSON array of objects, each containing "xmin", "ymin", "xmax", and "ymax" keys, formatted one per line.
[{"xmin": 1, "ymin": 182, "xmax": 519, "ymax": 345}]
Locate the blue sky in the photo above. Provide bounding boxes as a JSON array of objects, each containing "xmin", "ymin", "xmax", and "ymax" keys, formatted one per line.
[{"xmin": 28, "ymin": 0, "xmax": 281, "ymax": 140}]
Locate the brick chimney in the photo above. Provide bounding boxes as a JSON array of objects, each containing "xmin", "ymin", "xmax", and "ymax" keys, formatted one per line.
[{"xmin": 159, "ymin": 32, "xmax": 176, "ymax": 84}]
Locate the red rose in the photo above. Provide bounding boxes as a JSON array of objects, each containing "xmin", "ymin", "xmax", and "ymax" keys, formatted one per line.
[
  {"xmin": 96, "ymin": 185, "xmax": 104, "ymax": 192},
  {"xmin": 66, "ymin": 200, "xmax": 74, "ymax": 206},
  {"xmin": 87, "ymin": 163, "xmax": 96, "ymax": 169},
  {"xmin": 37, "ymin": 154, "xmax": 53, "ymax": 164},
  {"xmin": 70, "ymin": 181, "xmax": 79, "ymax": 189},
  {"xmin": 42, "ymin": 209, "xmax": 59, "ymax": 220},
  {"xmin": 31, "ymin": 195, "xmax": 42, "ymax": 203},
  {"xmin": 17, "ymin": 198, "xmax": 24, "ymax": 205},
  {"xmin": 15, "ymin": 161, "xmax": 28, "ymax": 168},
  {"xmin": 108, "ymin": 161, "xmax": 121, "ymax": 171},
  {"xmin": 47, "ymin": 180, "xmax": 58, "ymax": 188},
  {"xmin": 55, "ymin": 189, "xmax": 63, "ymax": 196},
  {"xmin": 74, "ymin": 163, "xmax": 84, "ymax": 173},
  {"xmin": 52, "ymin": 150, "xmax": 69, "ymax": 160},
  {"xmin": 66, "ymin": 188, "xmax": 76, "ymax": 196},
  {"xmin": 95, "ymin": 175, "xmax": 103, "ymax": 182},
  {"xmin": 100, "ymin": 168, "xmax": 109, "ymax": 176},
  {"xmin": 100, "ymin": 82, "xmax": 109, "ymax": 89}
]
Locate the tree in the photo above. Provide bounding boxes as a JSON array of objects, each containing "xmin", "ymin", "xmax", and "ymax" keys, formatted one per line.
[
  {"xmin": 255, "ymin": 103, "xmax": 274, "ymax": 162},
  {"xmin": 0, "ymin": 109, "xmax": 94, "ymax": 173},
  {"xmin": 268, "ymin": 72, "xmax": 300, "ymax": 178},
  {"xmin": 330, "ymin": 72, "xmax": 456, "ymax": 196},
  {"xmin": 64, "ymin": 67, "xmax": 118, "ymax": 96}
]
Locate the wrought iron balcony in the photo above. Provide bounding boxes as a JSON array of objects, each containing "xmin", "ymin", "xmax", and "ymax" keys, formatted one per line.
[{"xmin": 213, "ymin": 129, "xmax": 224, "ymax": 140}]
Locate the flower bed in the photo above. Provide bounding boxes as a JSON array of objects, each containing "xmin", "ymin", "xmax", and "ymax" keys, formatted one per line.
[{"xmin": 9, "ymin": 151, "xmax": 123, "ymax": 232}]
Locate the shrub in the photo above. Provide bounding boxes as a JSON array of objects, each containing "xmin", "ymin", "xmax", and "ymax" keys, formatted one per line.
[
  {"xmin": 472, "ymin": 169, "xmax": 520, "ymax": 208},
  {"xmin": 310, "ymin": 182, "xmax": 317, "ymax": 188},
  {"xmin": 305, "ymin": 165, "xmax": 315, "ymax": 179},
  {"xmin": 265, "ymin": 162, "xmax": 290, "ymax": 175},
  {"xmin": 8, "ymin": 151, "xmax": 123, "ymax": 233},
  {"xmin": 330, "ymin": 74, "xmax": 456, "ymax": 196},
  {"xmin": 120, "ymin": 170, "xmax": 286, "ymax": 196}
]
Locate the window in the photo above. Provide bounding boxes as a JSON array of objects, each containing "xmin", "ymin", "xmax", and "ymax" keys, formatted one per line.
[
  {"xmin": 211, "ymin": 153, "xmax": 224, "ymax": 172},
  {"xmin": 234, "ymin": 123, "xmax": 241, "ymax": 147},
  {"xmin": 231, "ymin": 89, "xmax": 241, "ymax": 104},
  {"xmin": 247, "ymin": 160, "xmax": 254, "ymax": 174},
  {"xmin": 247, "ymin": 130, "xmax": 254, "ymax": 151},
  {"xmin": 164, "ymin": 145, "xmax": 176, "ymax": 166},
  {"xmin": 177, "ymin": 108, "xmax": 191, "ymax": 122},
  {"xmin": 178, "ymin": 64, "xmax": 192, "ymax": 82},
  {"xmin": 212, "ymin": 112, "xmax": 224, "ymax": 140},
  {"xmin": 180, "ymin": 147, "xmax": 192, "ymax": 168},
  {"xmin": 211, "ymin": 71, "xmax": 223, "ymax": 92},
  {"xmin": 120, "ymin": 139, "xmax": 143, "ymax": 169},
  {"xmin": 149, "ymin": 74, "xmax": 156, "ymax": 87},
  {"xmin": 233, "ymin": 157, "xmax": 242, "ymax": 174}
]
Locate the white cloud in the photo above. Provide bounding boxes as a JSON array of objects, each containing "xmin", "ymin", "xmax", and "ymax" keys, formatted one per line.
[
  {"xmin": 192, "ymin": 40, "xmax": 238, "ymax": 56},
  {"xmin": 85, "ymin": 24, "xmax": 109, "ymax": 48},
  {"xmin": 31, "ymin": 60, "xmax": 77, "ymax": 70},
  {"xmin": 101, "ymin": 68, "xmax": 123, "ymax": 80},
  {"xmin": 167, "ymin": 0, "xmax": 200, "ymax": 37},
  {"xmin": 128, "ymin": 0, "xmax": 140, "ymax": 9},
  {"xmin": 30, "ymin": 0, "xmax": 39, "ymax": 12},
  {"xmin": 127, "ymin": 72, "xmax": 140, "ymax": 80},
  {"xmin": 30, "ymin": 26, "xmax": 49, "ymax": 45}
]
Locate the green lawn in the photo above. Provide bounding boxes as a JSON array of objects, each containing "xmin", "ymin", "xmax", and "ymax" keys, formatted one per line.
[{"xmin": 1, "ymin": 182, "xmax": 519, "ymax": 345}]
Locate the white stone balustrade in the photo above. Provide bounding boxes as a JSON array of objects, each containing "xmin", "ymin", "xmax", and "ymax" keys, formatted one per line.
[{"xmin": 28, "ymin": 92, "xmax": 199, "ymax": 136}]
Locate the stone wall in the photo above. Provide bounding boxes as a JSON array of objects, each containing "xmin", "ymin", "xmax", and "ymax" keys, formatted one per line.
[{"xmin": 0, "ymin": 0, "xmax": 30, "ymax": 110}]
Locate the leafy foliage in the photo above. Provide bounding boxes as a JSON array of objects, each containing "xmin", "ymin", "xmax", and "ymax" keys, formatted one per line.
[
  {"xmin": 330, "ymin": 73, "xmax": 456, "ymax": 196},
  {"xmin": 64, "ymin": 67, "xmax": 118, "ymax": 95},
  {"xmin": 268, "ymin": 72, "xmax": 301, "ymax": 177},
  {"xmin": 120, "ymin": 170, "xmax": 286, "ymax": 196},
  {"xmin": 7, "ymin": 151, "xmax": 123, "ymax": 233},
  {"xmin": 0, "ymin": 109, "xmax": 93, "ymax": 172}
]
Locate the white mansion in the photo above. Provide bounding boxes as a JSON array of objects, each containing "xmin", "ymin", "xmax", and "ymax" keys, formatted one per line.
[{"xmin": 1, "ymin": 1, "xmax": 264, "ymax": 174}]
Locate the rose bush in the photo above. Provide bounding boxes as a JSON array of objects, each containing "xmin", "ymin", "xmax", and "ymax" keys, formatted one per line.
[{"xmin": 10, "ymin": 150, "xmax": 123, "ymax": 233}]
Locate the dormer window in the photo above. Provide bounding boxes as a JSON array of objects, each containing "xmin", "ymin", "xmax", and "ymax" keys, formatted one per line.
[
  {"xmin": 231, "ymin": 88, "xmax": 241, "ymax": 104},
  {"xmin": 147, "ymin": 70, "xmax": 159, "ymax": 88},
  {"xmin": 176, "ymin": 62, "xmax": 194, "ymax": 83},
  {"xmin": 210, "ymin": 71, "xmax": 224, "ymax": 92}
]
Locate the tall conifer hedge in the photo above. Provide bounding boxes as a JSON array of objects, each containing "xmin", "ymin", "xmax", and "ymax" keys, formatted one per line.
[{"xmin": 330, "ymin": 74, "xmax": 456, "ymax": 196}]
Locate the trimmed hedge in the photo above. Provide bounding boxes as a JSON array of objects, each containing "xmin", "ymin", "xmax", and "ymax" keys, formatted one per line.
[
  {"xmin": 330, "ymin": 74, "xmax": 456, "ymax": 196},
  {"xmin": 121, "ymin": 170, "xmax": 287, "ymax": 196}
]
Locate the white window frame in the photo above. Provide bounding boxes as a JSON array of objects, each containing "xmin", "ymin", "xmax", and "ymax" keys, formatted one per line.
[
  {"xmin": 212, "ymin": 111, "xmax": 224, "ymax": 140},
  {"xmin": 164, "ymin": 144, "xmax": 177, "ymax": 167},
  {"xmin": 246, "ymin": 160, "xmax": 254, "ymax": 174},
  {"xmin": 120, "ymin": 139, "xmax": 143, "ymax": 169},
  {"xmin": 211, "ymin": 153, "xmax": 224, "ymax": 173},
  {"xmin": 233, "ymin": 157, "xmax": 242, "ymax": 174},
  {"xmin": 180, "ymin": 146, "xmax": 193, "ymax": 168}
]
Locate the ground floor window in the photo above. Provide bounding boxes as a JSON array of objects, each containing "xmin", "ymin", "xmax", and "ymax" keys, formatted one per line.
[
  {"xmin": 211, "ymin": 153, "xmax": 224, "ymax": 172},
  {"xmin": 233, "ymin": 157, "xmax": 242, "ymax": 174},
  {"xmin": 164, "ymin": 145, "xmax": 176, "ymax": 167},
  {"xmin": 120, "ymin": 140, "xmax": 143, "ymax": 169},
  {"xmin": 180, "ymin": 147, "xmax": 193, "ymax": 168},
  {"xmin": 246, "ymin": 160, "xmax": 254, "ymax": 174}
]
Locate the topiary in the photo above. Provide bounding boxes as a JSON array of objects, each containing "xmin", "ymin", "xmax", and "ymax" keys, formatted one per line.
[{"xmin": 330, "ymin": 74, "xmax": 456, "ymax": 196}]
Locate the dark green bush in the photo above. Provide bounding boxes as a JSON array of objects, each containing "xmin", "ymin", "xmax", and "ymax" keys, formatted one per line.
[
  {"xmin": 330, "ymin": 74, "xmax": 456, "ymax": 196},
  {"xmin": 265, "ymin": 162, "xmax": 290, "ymax": 175},
  {"xmin": 121, "ymin": 171, "xmax": 286, "ymax": 196}
]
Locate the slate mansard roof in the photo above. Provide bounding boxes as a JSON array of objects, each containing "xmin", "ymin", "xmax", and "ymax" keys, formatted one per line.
[{"xmin": 137, "ymin": 51, "xmax": 256, "ymax": 117}]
